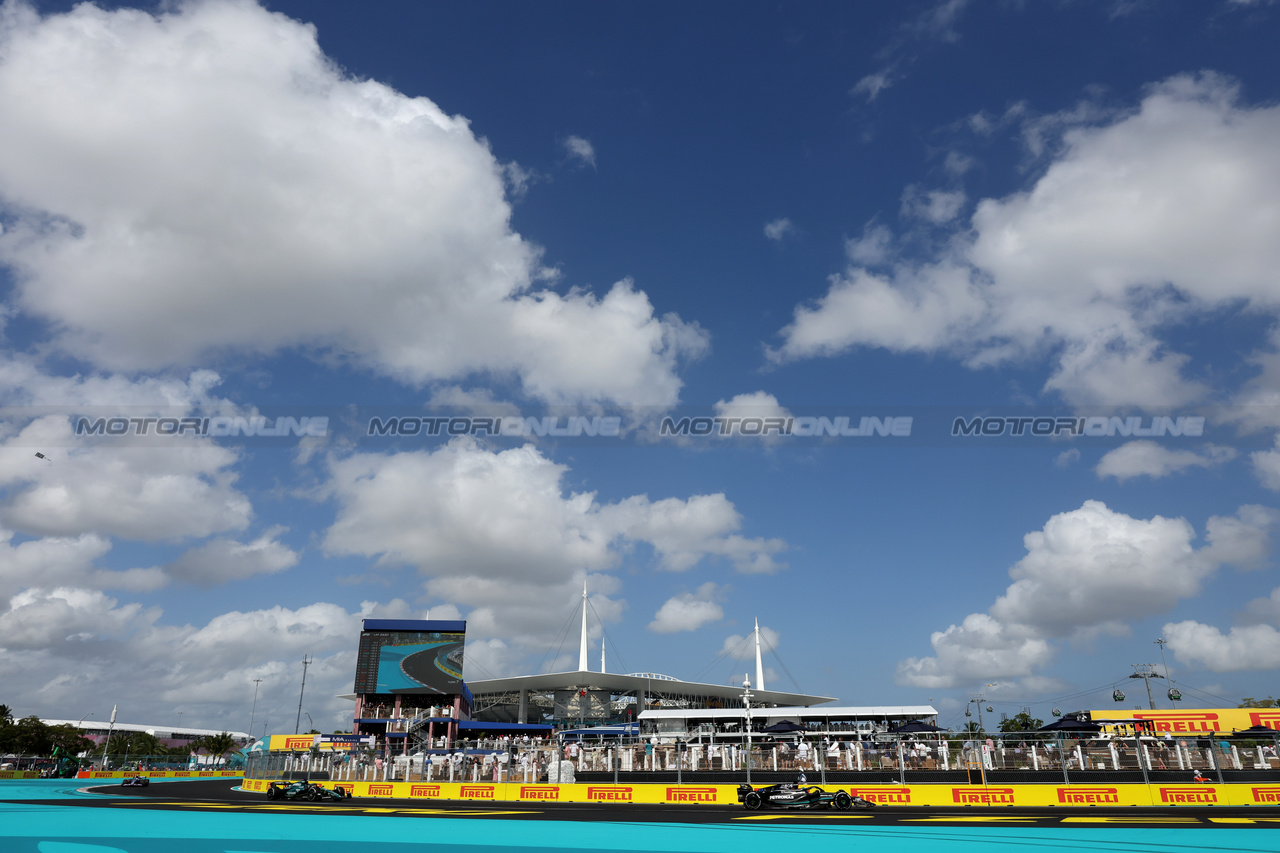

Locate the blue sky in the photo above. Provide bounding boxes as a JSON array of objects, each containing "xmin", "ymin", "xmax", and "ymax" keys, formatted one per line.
[{"xmin": 2, "ymin": 0, "xmax": 1280, "ymax": 737}]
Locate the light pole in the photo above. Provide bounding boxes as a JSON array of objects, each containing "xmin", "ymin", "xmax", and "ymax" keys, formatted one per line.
[
  {"xmin": 304, "ymin": 712, "xmax": 314, "ymax": 733},
  {"xmin": 742, "ymin": 675, "xmax": 754, "ymax": 785},
  {"xmin": 73, "ymin": 712, "xmax": 94, "ymax": 768},
  {"xmin": 295, "ymin": 655, "xmax": 312, "ymax": 735},
  {"xmin": 249, "ymin": 678, "xmax": 263, "ymax": 742},
  {"xmin": 101, "ymin": 705, "xmax": 118, "ymax": 769}
]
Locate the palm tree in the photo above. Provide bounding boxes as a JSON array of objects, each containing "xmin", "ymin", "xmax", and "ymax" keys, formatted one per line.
[{"xmin": 198, "ymin": 731, "xmax": 238, "ymax": 765}]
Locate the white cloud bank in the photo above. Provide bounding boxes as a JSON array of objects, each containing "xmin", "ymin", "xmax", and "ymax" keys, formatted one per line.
[
  {"xmin": 896, "ymin": 500, "xmax": 1277, "ymax": 688},
  {"xmin": 774, "ymin": 73, "xmax": 1280, "ymax": 408},
  {"xmin": 0, "ymin": 589, "xmax": 413, "ymax": 731},
  {"xmin": 1096, "ymin": 440, "xmax": 1236, "ymax": 481},
  {"xmin": 0, "ymin": 0, "xmax": 705, "ymax": 406},
  {"xmin": 320, "ymin": 439, "xmax": 784, "ymax": 661},
  {"xmin": 648, "ymin": 582, "xmax": 725, "ymax": 633}
]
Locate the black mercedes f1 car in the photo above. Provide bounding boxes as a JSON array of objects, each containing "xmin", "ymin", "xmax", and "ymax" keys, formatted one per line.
[
  {"xmin": 737, "ymin": 781, "xmax": 875, "ymax": 810},
  {"xmin": 265, "ymin": 780, "xmax": 351, "ymax": 802},
  {"xmin": 121, "ymin": 775, "xmax": 150, "ymax": 788}
]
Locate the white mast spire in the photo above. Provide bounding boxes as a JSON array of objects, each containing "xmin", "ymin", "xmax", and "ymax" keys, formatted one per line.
[
  {"xmin": 754, "ymin": 618, "xmax": 765, "ymax": 692},
  {"xmin": 601, "ymin": 637, "xmax": 607, "ymax": 674},
  {"xmin": 578, "ymin": 580, "xmax": 589, "ymax": 671}
]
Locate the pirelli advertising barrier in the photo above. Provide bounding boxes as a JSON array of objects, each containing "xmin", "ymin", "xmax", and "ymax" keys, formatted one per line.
[
  {"xmin": 1087, "ymin": 708, "xmax": 1280, "ymax": 734},
  {"xmin": 77, "ymin": 770, "xmax": 244, "ymax": 779},
  {"xmin": 238, "ymin": 778, "xmax": 1280, "ymax": 807}
]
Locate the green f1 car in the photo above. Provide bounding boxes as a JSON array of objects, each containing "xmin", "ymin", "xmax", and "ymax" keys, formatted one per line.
[{"xmin": 265, "ymin": 780, "xmax": 351, "ymax": 802}]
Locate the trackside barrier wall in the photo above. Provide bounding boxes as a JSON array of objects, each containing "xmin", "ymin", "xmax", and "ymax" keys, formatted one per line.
[
  {"xmin": 76, "ymin": 770, "xmax": 244, "ymax": 779},
  {"xmin": 236, "ymin": 778, "xmax": 1280, "ymax": 807}
]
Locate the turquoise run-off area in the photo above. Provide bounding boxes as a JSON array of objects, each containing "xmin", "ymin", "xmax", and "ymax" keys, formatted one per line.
[{"xmin": 0, "ymin": 779, "xmax": 1275, "ymax": 853}]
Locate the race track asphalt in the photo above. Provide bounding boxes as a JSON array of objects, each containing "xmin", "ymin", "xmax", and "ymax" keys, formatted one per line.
[
  {"xmin": 4, "ymin": 778, "xmax": 1280, "ymax": 853},
  {"xmin": 66, "ymin": 778, "xmax": 1280, "ymax": 827}
]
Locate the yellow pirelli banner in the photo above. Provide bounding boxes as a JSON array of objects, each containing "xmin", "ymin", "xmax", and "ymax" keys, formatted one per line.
[
  {"xmin": 0, "ymin": 770, "xmax": 40, "ymax": 779},
  {"xmin": 242, "ymin": 778, "xmax": 733, "ymax": 804},
  {"xmin": 264, "ymin": 734, "xmax": 355, "ymax": 751},
  {"xmin": 76, "ymin": 770, "xmax": 243, "ymax": 779},
  {"xmin": 1087, "ymin": 707, "xmax": 1280, "ymax": 734},
  {"xmin": 236, "ymin": 779, "xmax": 1280, "ymax": 807}
]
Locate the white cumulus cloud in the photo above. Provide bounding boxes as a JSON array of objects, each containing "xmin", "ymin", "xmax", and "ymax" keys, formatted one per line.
[
  {"xmin": 896, "ymin": 501, "xmax": 1276, "ymax": 688},
  {"xmin": 764, "ymin": 218, "xmax": 794, "ymax": 241},
  {"xmin": 164, "ymin": 527, "xmax": 299, "ymax": 586},
  {"xmin": 321, "ymin": 439, "xmax": 784, "ymax": 655},
  {"xmin": 648, "ymin": 583, "xmax": 725, "ymax": 633},
  {"xmin": 563, "ymin": 135, "xmax": 596, "ymax": 169},
  {"xmin": 1096, "ymin": 440, "xmax": 1236, "ymax": 481},
  {"xmin": 1162, "ymin": 620, "xmax": 1280, "ymax": 672},
  {"xmin": 0, "ymin": 1, "xmax": 704, "ymax": 406},
  {"xmin": 774, "ymin": 73, "xmax": 1280, "ymax": 408}
]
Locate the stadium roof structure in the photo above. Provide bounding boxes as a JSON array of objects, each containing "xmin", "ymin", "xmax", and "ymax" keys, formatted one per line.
[
  {"xmin": 467, "ymin": 670, "xmax": 834, "ymax": 709},
  {"xmin": 41, "ymin": 719, "xmax": 250, "ymax": 740},
  {"xmin": 637, "ymin": 705, "xmax": 938, "ymax": 723},
  {"xmin": 467, "ymin": 586, "xmax": 835, "ymax": 718}
]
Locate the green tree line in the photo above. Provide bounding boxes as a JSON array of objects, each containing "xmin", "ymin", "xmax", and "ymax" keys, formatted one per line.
[{"xmin": 0, "ymin": 704, "xmax": 238, "ymax": 758}]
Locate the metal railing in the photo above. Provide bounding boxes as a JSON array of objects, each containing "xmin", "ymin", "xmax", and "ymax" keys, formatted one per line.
[
  {"xmin": 0, "ymin": 753, "xmax": 241, "ymax": 776},
  {"xmin": 243, "ymin": 731, "xmax": 1279, "ymax": 784}
]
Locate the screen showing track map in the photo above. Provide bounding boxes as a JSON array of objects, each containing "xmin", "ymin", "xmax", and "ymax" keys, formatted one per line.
[{"xmin": 354, "ymin": 621, "xmax": 465, "ymax": 695}]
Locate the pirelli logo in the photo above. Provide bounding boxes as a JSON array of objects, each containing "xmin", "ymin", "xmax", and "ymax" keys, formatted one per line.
[
  {"xmin": 1159, "ymin": 786, "xmax": 1218, "ymax": 804},
  {"xmin": 197, "ymin": 771, "xmax": 214, "ymax": 777},
  {"xmin": 666, "ymin": 786, "xmax": 717, "ymax": 803},
  {"xmin": 849, "ymin": 787, "xmax": 911, "ymax": 804},
  {"xmin": 520, "ymin": 786, "xmax": 560, "ymax": 800},
  {"xmin": 953, "ymin": 787, "xmax": 1015, "ymax": 805},
  {"xmin": 1057, "ymin": 787, "xmax": 1119, "ymax": 804},
  {"xmin": 281, "ymin": 736, "xmax": 315, "ymax": 749},
  {"xmin": 1130, "ymin": 712, "xmax": 1219, "ymax": 733},
  {"xmin": 461, "ymin": 785, "xmax": 495, "ymax": 799},
  {"xmin": 1248, "ymin": 712, "xmax": 1280, "ymax": 729},
  {"xmin": 367, "ymin": 784, "xmax": 393, "ymax": 797},
  {"xmin": 588, "ymin": 786, "xmax": 634, "ymax": 802},
  {"xmin": 410, "ymin": 785, "xmax": 441, "ymax": 798},
  {"xmin": 173, "ymin": 772, "xmax": 191, "ymax": 777},
  {"xmin": 1251, "ymin": 786, "xmax": 1280, "ymax": 804}
]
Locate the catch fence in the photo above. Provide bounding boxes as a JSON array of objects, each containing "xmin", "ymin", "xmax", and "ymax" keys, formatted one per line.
[{"xmin": 244, "ymin": 731, "xmax": 1279, "ymax": 784}]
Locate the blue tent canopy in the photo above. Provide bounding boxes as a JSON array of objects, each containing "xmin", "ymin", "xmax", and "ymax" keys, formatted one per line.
[{"xmin": 456, "ymin": 721, "xmax": 553, "ymax": 732}]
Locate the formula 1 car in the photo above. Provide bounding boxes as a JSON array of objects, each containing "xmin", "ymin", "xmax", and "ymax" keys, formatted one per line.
[
  {"xmin": 265, "ymin": 780, "xmax": 351, "ymax": 802},
  {"xmin": 737, "ymin": 781, "xmax": 874, "ymax": 811},
  {"xmin": 121, "ymin": 775, "xmax": 150, "ymax": 788}
]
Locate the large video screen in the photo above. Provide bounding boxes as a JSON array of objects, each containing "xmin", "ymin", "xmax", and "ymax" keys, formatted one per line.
[{"xmin": 354, "ymin": 619, "xmax": 466, "ymax": 695}]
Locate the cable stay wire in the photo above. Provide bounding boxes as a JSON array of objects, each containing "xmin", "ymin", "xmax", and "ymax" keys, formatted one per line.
[
  {"xmin": 465, "ymin": 656, "xmax": 497, "ymax": 681},
  {"xmin": 585, "ymin": 596, "xmax": 632, "ymax": 676},
  {"xmin": 535, "ymin": 598, "xmax": 580, "ymax": 675},
  {"xmin": 757, "ymin": 630, "xmax": 804, "ymax": 695},
  {"xmin": 691, "ymin": 632, "xmax": 753, "ymax": 686}
]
